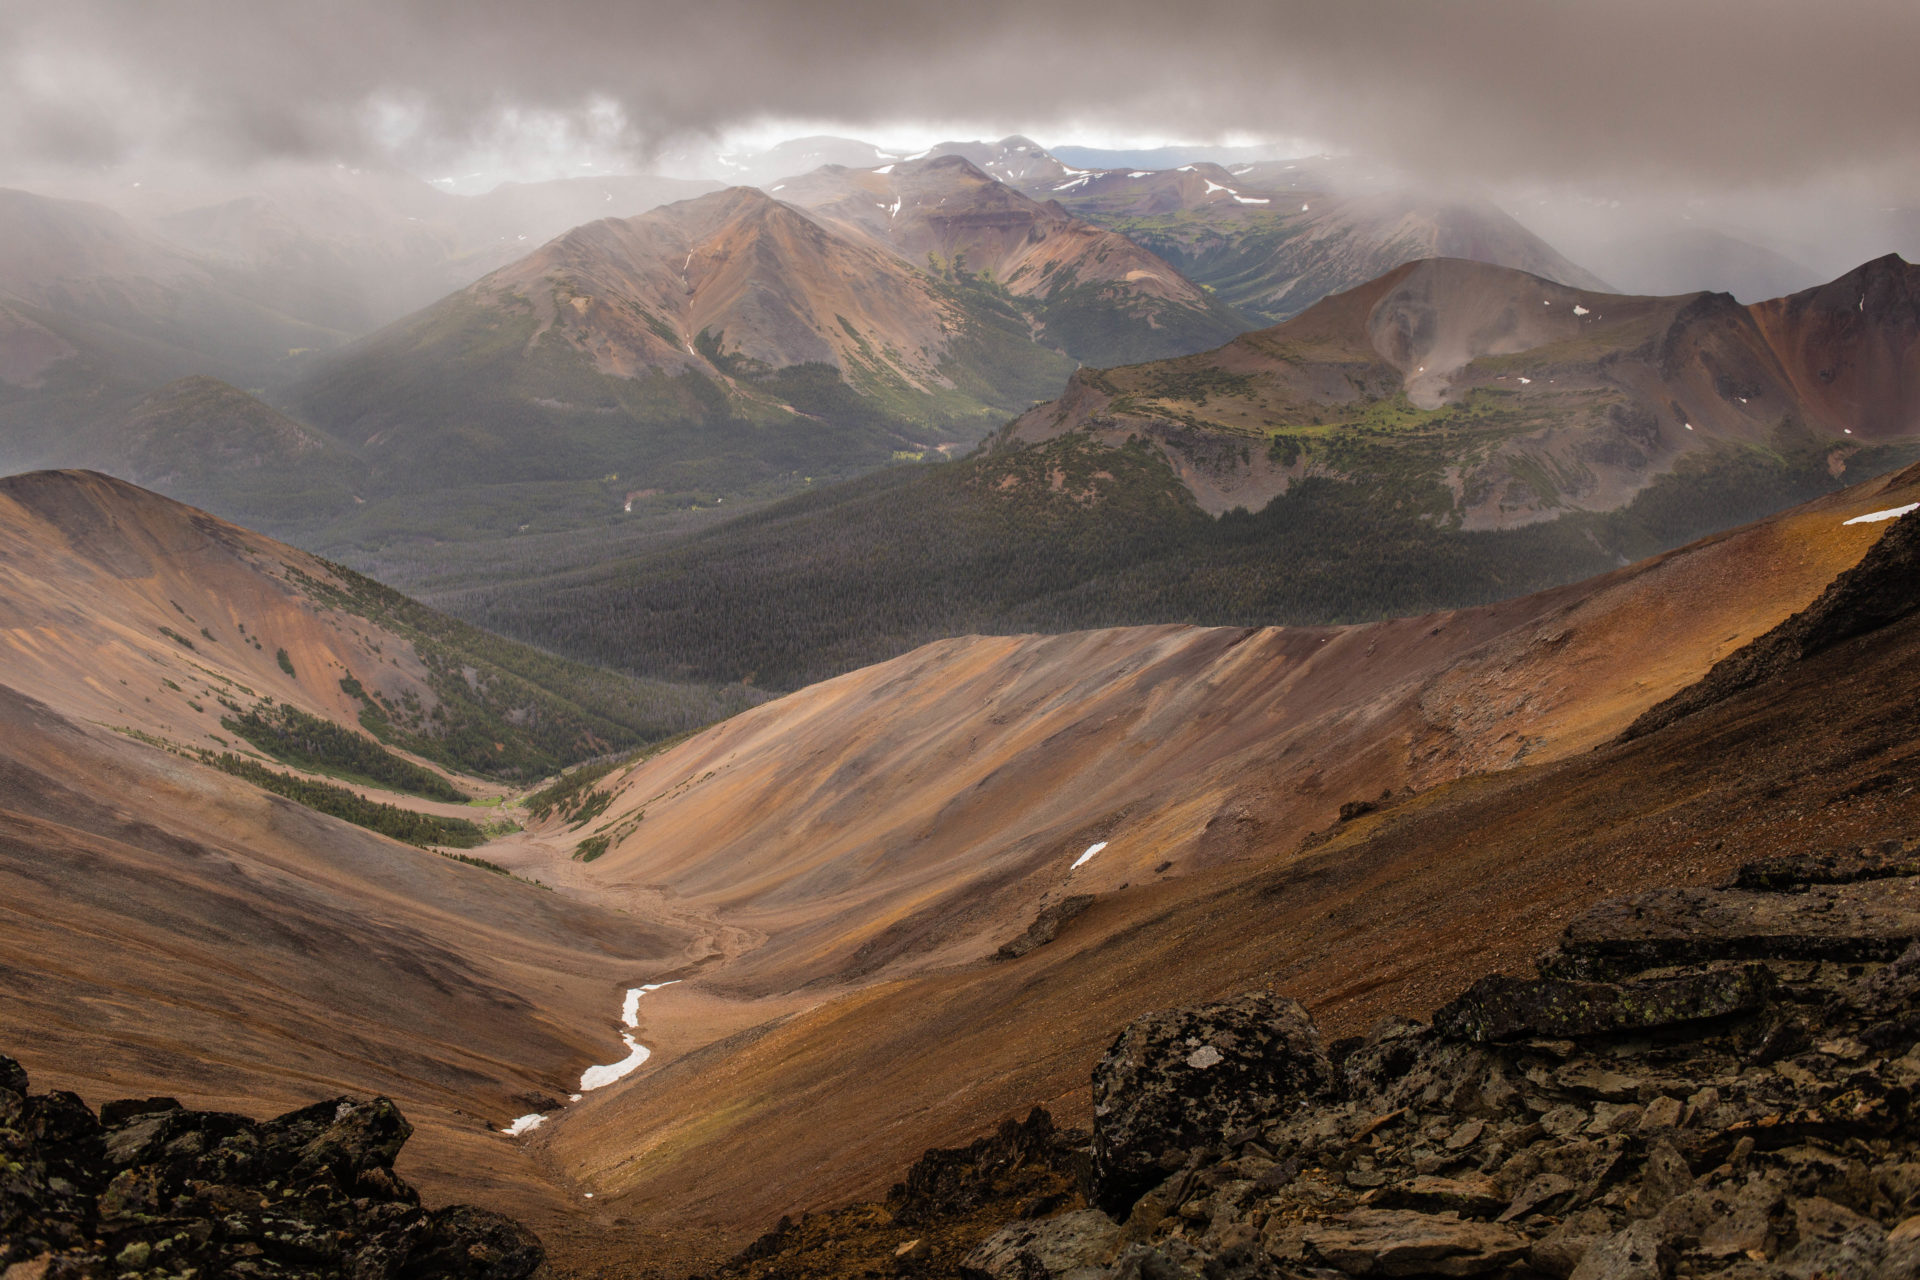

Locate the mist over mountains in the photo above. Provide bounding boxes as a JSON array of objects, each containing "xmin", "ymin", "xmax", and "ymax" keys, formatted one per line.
[{"xmin": 8, "ymin": 7, "xmax": 1920, "ymax": 1279}]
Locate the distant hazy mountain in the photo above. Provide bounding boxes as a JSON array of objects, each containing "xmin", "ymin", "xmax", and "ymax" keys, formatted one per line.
[
  {"xmin": 1049, "ymin": 143, "xmax": 1298, "ymax": 171},
  {"xmin": 1033, "ymin": 162, "xmax": 1611, "ymax": 323},
  {"xmin": 1579, "ymin": 226, "xmax": 1822, "ymax": 302},
  {"xmin": 773, "ymin": 154, "xmax": 1250, "ymax": 365},
  {"xmin": 286, "ymin": 185, "xmax": 1080, "ymax": 495}
]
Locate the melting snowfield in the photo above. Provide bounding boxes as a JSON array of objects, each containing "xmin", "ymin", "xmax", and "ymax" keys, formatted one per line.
[
  {"xmin": 1844, "ymin": 502, "xmax": 1920, "ymax": 525},
  {"xmin": 502, "ymin": 981, "xmax": 681, "ymax": 1135}
]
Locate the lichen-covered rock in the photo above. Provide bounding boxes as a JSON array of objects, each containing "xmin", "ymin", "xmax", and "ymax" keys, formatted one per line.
[
  {"xmin": 1432, "ymin": 966, "xmax": 1776, "ymax": 1042},
  {"xmin": 1302, "ymin": 1208, "xmax": 1529, "ymax": 1276},
  {"xmin": 0, "ymin": 1054, "xmax": 542, "ymax": 1278},
  {"xmin": 964, "ymin": 1208, "xmax": 1122, "ymax": 1278},
  {"xmin": 1541, "ymin": 883, "xmax": 1920, "ymax": 979},
  {"xmin": 1090, "ymin": 992, "xmax": 1331, "ymax": 1217}
]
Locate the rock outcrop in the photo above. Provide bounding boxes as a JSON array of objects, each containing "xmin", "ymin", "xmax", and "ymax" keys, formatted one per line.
[
  {"xmin": 959, "ymin": 842, "xmax": 1920, "ymax": 1280},
  {"xmin": 0, "ymin": 1062, "xmax": 542, "ymax": 1278}
]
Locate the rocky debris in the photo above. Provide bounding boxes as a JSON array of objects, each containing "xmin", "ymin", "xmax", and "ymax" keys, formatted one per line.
[
  {"xmin": 1432, "ymin": 966, "xmax": 1777, "ymax": 1043},
  {"xmin": 1298, "ymin": 1208, "xmax": 1529, "ymax": 1276},
  {"xmin": 700, "ymin": 1108, "xmax": 1090, "ymax": 1280},
  {"xmin": 0, "ymin": 1060, "xmax": 542, "ymax": 1278},
  {"xmin": 1000, "ymin": 896, "xmax": 1097, "ymax": 960},
  {"xmin": 1090, "ymin": 992, "xmax": 1332, "ymax": 1217},
  {"xmin": 1620, "ymin": 508, "xmax": 1920, "ymax": 742},
  {"xmin": 966, "ymin": 1209, "xmax": 1123, "ymax": 1279},
  {"xmin": 911, "ymin": 840, "xmax": 1920, "ymax": 1280},
  {"xmin": 891, "ymin": 1109, "xmax": 1090, "ymax": 1227},
  {"xmin": 695, "ymin": 826, "xmax": 1920, "ymax": 1280}
]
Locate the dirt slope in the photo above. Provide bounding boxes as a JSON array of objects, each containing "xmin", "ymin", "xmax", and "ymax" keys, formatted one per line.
[{"xmin": 490, "ymin": 465, "xmax": 1920, "ymax": 1256}]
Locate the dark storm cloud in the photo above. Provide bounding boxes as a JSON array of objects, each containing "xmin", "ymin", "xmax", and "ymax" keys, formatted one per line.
[{"xmin": 3, "ymin": 0, "xmax": 1917, "ymax": 185}]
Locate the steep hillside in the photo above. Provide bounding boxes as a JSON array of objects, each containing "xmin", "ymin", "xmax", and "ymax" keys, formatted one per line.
[
  {"xmin": 471, "ymin": 470, "xmax": 1920, "ymax": 1257},
  {"xmin": 1042, "ymin": 164, "xmax": 1609, "ymax": 323},
  {"xmin": 775, "ymin": 155, "xmax": 1250, "ymax": 365},
  {"xmin": 0, "ymin": 469, "xmax": 746, "ymax": 781},
  {"xmin": 288, "ymin": 186, "xmax": 1077, "ymax": 494}
]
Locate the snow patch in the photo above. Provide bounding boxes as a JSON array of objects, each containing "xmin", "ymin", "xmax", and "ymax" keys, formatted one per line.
[
  {"xmin": 1204, "ymin": 180, "xmax": 1229, "ymax": 194},
  {"xmin": 1053, "ymin": 176, "xmax": 1092, "ymax": 192},
  {"xmin": 1517, "ymin": 376, "xmax": 1532, "ymax": 385},
  {"xmin": 1684, "ymin": 422, "xmax": 1694, "ymax": 430},
  {"xmin": 502, "ymin": 1114, "xmax": 545, "ymax": 1136},
  {"xmin": 1572, "ymin": 304, "xmax": 1590, "ymax": 316},
  {"xmin": 888, "ymin": 198, "xmax": 903, "ymax": 218},
  {"xmin": 1129, "ymin": 171, "xmax": 1151, "ymax": 178},
  {"xmin": 874, "ymin": 164, "xmax": 895, "ymax": 174},
  {"xmin": 1071, "ymin": 840, "xmax": 1108, "ymax": 869},
  {"xmin": 1300, "ymin": 203, "xmax": 1309, "ymax": 212},
  {"xmin": 1844, "ymin": 502, "xmax": 1920, "ymax": 525},
  {"xmin": 1236, "ymin": 196, "xmax": 1270, "ymax": 205}
]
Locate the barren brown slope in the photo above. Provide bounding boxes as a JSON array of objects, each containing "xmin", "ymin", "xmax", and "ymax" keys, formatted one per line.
[
  {"xmin": 503, "ymin": 465, "xmax": 1920, "ymax": 1253},
  {"xmin": 0, "ymin": 469, "xmax": 715, "ymax": 778},
  {"xmin": 477, "ymin": 186, "xmax": 961, "ymax": 384},
  {"xmin": 0, "ymin": 682, "xmax": 696, "ymax": 1223},
  {"xmin": 1007, "ymin": 255, "xmax": 1920, "ymax": 523},
  {"xmin": 0, "ymin": 471, "xmax": 749, "ymax": 1270}
]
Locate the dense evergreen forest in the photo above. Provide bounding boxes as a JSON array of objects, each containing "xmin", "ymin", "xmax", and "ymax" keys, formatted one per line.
[{"xmin": 450, "ymin": 432, "xmax": 1917, "ymax": 691}]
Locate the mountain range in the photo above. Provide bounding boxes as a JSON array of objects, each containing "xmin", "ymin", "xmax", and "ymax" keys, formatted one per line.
[{"xmin": 455, "ymin": 253, "xmax": 1920, "ymax": 689}]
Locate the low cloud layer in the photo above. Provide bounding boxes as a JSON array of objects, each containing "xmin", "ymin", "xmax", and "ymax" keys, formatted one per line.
[{"xmin": 3, "ymin": 0, "xmax": 1917, "ymax": 191}]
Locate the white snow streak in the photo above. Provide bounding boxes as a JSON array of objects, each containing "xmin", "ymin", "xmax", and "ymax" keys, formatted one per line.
[
  {"xmin": 1204, "ymin": 180, "xmax": 1229, "ymax": 194},
  {"xmin": 502, "ymin": 1114, "xmax": 545, "ymax": 1136},
  {"xmin": 1844, "ymin": 502, "xmax": 1920, "ymax": 525},
  {"xmin": 1235, "ymin": 196, "xmax": 1270, "ymax": 205},
  {"xmin": 581, "ymin": 982, "xmax": 677, "ymax": 1092},
  {"xmin": 874, "ymin": 164, "xmax": 895, "ymax": 174},
  {"xmin": 1572, "ymin": 304, "xmax": 1591, "ymax": 316},
  {"xmin": 1129, "ymin": 171, "xmax": 1151, "ymax": 178},
  {"xmin": 1071, "ymin": 841, "xmax": 1109, "ymax": 869}
]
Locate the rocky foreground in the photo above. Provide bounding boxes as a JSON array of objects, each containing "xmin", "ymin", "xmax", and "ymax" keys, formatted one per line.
[
  {"xmin": 0, "ymin": 1065, "xmax": 542, "ymax": 1279},
  {"xmin": 707, "ymin": 841, "xmax": 1920, "ymax": 1280}
]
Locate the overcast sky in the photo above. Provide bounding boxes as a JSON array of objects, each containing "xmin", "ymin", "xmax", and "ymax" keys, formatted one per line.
[{"xmin": 4, "ymin": 0, "xmax": 1916, "ymax": 192}]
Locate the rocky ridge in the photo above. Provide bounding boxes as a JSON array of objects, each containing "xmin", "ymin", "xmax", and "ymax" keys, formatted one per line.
[
  {"xmin": 0, "ymin": 1064, "xmax": 542, "ymax": 1279},
  {"xmin": 698, "ymin": 838, "xmax": 1920, "ymax": 1280}
]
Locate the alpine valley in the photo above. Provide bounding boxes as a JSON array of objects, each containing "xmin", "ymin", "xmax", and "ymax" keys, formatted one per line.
[{"xmin": 8, "ymin": 49, "xmax": 1920, "ymax": 1280}]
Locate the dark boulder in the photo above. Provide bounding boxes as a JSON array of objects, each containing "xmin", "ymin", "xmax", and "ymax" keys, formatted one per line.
[
  {"xmin": 0, "ymin": 1055, "xmax": 542, "ymax": 1279},
  {"xmin": 1090, "ymin": 991, "xmax": 1331, "ymax": 1218},
  {"xmin": 1540, "ymin": 883, "xmax": 1920, "ymax": 979}
]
